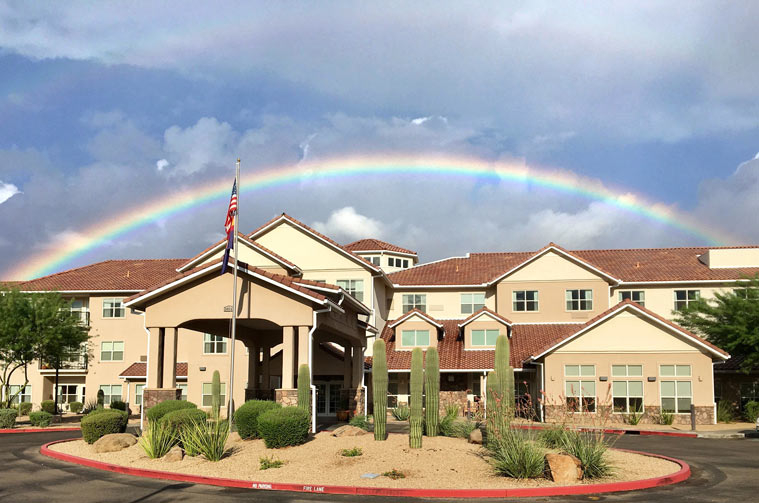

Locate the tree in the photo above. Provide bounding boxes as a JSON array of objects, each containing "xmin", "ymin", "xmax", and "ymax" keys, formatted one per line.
[
  {"xmin": 0, "ymin": 289, "xmax": 37, "ymax": 408},
  {"xmin": 673, "ymin": 275, "xmax": 759, "ymax": 372}
]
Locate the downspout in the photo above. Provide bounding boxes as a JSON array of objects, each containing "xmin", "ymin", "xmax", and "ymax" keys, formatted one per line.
[
  {"xmin": 140, "ymin": 311, "xmax": 149, "ymax": 431},
  {"xmin": 309, "ymin": 306, "xmax": 330, "ymax": 434},
  {"xmin": 536, "ymin": 361, "xmax": 545, "ymax": 422}
]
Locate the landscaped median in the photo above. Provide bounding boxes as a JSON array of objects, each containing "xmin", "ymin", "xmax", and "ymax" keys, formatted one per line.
[{"xmin": 40, "ymin": 432, "xmax": 690, "ymax": 498}]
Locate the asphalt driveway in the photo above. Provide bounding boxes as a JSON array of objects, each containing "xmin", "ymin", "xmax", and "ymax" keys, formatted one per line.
[{"xmin": 1, "ymin": 430, "xmax": 756, "ymax": 503}]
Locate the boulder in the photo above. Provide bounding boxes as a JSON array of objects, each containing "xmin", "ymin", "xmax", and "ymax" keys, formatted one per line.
[
  {"xmin": 545, "ymin": 453, "xmax": 583, "ymax": 483},
  {"xmin": 468, "ymin": 428, "xmax": 483, "ymax": 444},
  {"xmin": 331, "ymin": 425, "xmax": 368, "ymax": 437},
  {"xmin": 164, "ymin": 445, "xmax": 184, "ymax": 462},
  {"xmin": 93, "ymin": 433, "xmax": 138, "ymax": 453}
]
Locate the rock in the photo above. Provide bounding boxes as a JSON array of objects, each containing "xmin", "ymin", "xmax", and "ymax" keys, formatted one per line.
[
  {"xmin": 545, "ymin": 453, "xmax": 583, "ymax": 483},
  {"xmin": 468, "ymin": 428, "xmax": 483, "ymax": 444},
  {"xmin": 331, "ymin": 425, "xmax": 368, "ymax": 437},
  {"xmin": 164, "ymin": 445, "xmax": 184, "ymax": 462},
  {"xmin": 93, "ymin": 433, "xmax": 138, "ymax": 453}
]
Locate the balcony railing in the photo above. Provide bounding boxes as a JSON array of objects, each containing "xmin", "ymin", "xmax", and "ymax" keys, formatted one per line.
[{"xmin": 39, "ymin": 351, "xmax": 88, "ymax": 371}]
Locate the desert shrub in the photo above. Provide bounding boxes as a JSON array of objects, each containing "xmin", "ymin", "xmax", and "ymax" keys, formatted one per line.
[
  {"xmin": 538, "ymin": 424, "xmax": 570, "ymax": 448},
  {"xmin": 383, "ymin": 469, "xmax": 406, "ymax": 480},
  {"xmin": 488, "ymin": 428, "xmax": 545, "ymax": 479},
  {"xmin": 180, "ymin": 418, "xmax": 229, "ymax": 461},
  {"xmin": 139, "ymin": 420, "xmax": 178, "ymax": 458},
  {"xmin": 391, "ymin": 405, "xmax": 410, "ymax": 421},
  {"xmin": 624, "ymin": 410, "xmax": 643, "ymax": 425},
  {"xmin": 659, "ymin": 410, "xmax": 674, "ymax": 425},
  {"xmin": 110, "ymin": 400, "xmax": 127, "ymax": 412},
  {"xmin": 257, "ymin": 406, "xmax": 310, "ymax": 449},
  {"xmin": 340, "ymin": 447, "xmax": 363, "ymax": 457},
  {"xmin": 29, "ymin": 411, "xmax": 53, "ymax": 428},
  {"xmin": 81, "ymin": 410, "xmax": 128, "ymax": 444},
  {"xmin": 444, "ymin": 403, "xmax": 460, "ymax": 419},
  {"xmin": 717, "ymin": 400, "xmax": 736, "ymax": 423},
  {"xmin": 234, "ymin": 400, "xmax": 281, "ymax": 439},
  {"xmin": 68, "ymin": 402, "xmax": 83, "ymax": 414},
  {"xmin": 745, "ymin": 401, "xmax": 759, "ymax": 423},
  {"xmin": 349, "ymin": 414, "xmax": 371, "ymax": 431},
  {"xmin": 160, "ymin": 408, "xmax": 207, "ymax": 437},
  {"xmin": 82, "ymin": 400, "xmax": 100, "ymax": 415},
  {"xmin": 17, "ymin": 402, "xmax": 33, "ymax": 417},
  {"xmin": 0, "ymin": 409, "xmax": 17, "ymax": 428},
  {"xmin": 40, "ymin": 400, "xmax": 56, "ymax": 414},
  {"xmin": 439, "ymin": 417, "xmax": 477, "ymax": 438},
  {"xmin": 146, "ymin": 400, "xmax": 196, "ymax": 423},
  {"xmin": 259, "ymin": 455, "xmax": 284, "ymax": 470},
  {"xmin": 560, "ymin": 430, "xmax": 613, "ymax": 479}
]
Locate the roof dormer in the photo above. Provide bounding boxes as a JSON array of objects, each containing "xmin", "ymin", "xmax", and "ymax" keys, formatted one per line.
[{"xmin": 698, "ymin": 247, "xmax": 759, "ymax": 269}]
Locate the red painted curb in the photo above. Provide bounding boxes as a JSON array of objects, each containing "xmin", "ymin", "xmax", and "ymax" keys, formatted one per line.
[
  {"xmin": 40, "ymin": 439, "xmax": 690, "ymax": 499},
  {"xmin": 0, "ymin": 427, "xmax": 81, "ymax": 434},
  {"xmin": 512, "ymin": 423, "xmax": 699, "ymax": 438},
  {"xmin": 639, "ymin": 430, "xmax": 698, "ymax": 438}
]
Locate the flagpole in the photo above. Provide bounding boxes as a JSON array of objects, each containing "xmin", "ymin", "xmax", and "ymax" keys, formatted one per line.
[{"xmin": 228, "ymin": 158, "xmax": 240, "ymax": 422}]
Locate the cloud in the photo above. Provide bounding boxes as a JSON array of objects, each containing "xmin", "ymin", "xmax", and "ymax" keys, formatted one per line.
[
  {"xmin": 162, "ymin": 117, "xmax": 238, "ymax": 175},
  {"xmin": 156, "ymin": 159, "xmax": 169, "ymax": 171},
  {"xmin": 0, "ymin": 182, "xmax": 19, "ymax": 204},
  {"xmin": 312, "ymin": 207, "xmax": 386, "ymax": 243}
]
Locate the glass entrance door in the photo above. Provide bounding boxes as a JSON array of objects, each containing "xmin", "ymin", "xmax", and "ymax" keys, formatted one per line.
[{"xmin": 315, "ymin": 383, "xmax": 342, "ymax": 415}]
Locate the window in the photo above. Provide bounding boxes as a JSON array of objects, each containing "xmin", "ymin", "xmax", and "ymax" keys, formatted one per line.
[
  {"xmin": 401, "ymin": 329, "xmax": 430, "ymax": 347},
  {"xmin": 660, "ymin": 364, "xmax": 691, "ymax": 377},
  {"xmin": 99, "ymin": 385, "xmax": 122, "ymax": 405},
  {"xmin": 674, "ymin": 290, "xmax": 700, "ymax": 311},
  {"xmin": 471, "ymin": 329, "xmax": 499, "ymax": 347},
  {"xmin": 203, "ymin": 333, "xmax": 227, "ymax": 354},
  {"xmin": 513, "ymin": 290, "xmax": 539, "ymax": 311},
  {"xmin": 178, "ymin": 383, "xmax": 188, "ymax": 401},
  {"xmin": 566, "ymin": 290, "xmax": 593, "ymax": 311},
  {"xmin": 102, "ymin": 298, "xmax": 125, "ymax": 318},
  {"xmin": 57, "ymin": 385, "xmax": 81, "ymax": 404},
  {"xmin": 612, "ymin": 364, "xmax": 643, "ymax": 377},
  {"xmin": 388, "ymin": 375, "xmax": 399, "ymax": 408},
  {"xmin": 370, "ymin": 257, "xmax": 380, "ymax": 266},
  {"xmin": 402, "ymin": 294, "xmax": 426, "ymax": 313},
  {"xmin": 135, "ymin": 384, "xmax": 145, "ymax": 406},
  {"xmin": 660, "ymin": 364, "xmax": 691, "ymax": 413},
  {"xmin": 202, "ymin": 382, "xmax": 226, "ymax": 407},
  {"xmin": 71, "ymin": 299, "xmax": 90, "ymax": 325},
  {"xmin": 388, "ymin": 257, "xmax": 409, "ymax": 268},
  {"xmin": 739, "ymin": 381, "xmax": 759, "ymax": 410},
  {"xmin": 461, "ymin": 293, "xmax": 486, "ymax": 314},
  {"xmin": 100, "ymin": 341, "xmax": 124, "ymax": 361},
  {"xmin": 8, "ymin": 385, "xmax": 31, "ymax": 405},
  {"xmin": 612, "ymin": 381, "xmax": 643, "ymax": 413},
  {"xmin": 618, "ymin": 290, "xmax": 645, "ymax": 307},
  {"xmin": 564, "ymin": 365, "xmax": 595, "ymax": 412},
  {"xmin": 337, "ymin": 279, "xmax": 364, "ymax": 302}
]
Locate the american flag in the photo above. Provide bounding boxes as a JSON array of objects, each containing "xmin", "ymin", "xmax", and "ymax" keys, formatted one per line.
[{"xmin": 221, "ymin": 179, "xmax": 237, "ymax": 275}]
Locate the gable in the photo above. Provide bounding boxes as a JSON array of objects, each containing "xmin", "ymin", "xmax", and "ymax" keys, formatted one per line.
[
  {"xmin": 194, "ymin": 241, "xmax": 290, "ymax": 273},
  {"xmin": 555, "ymin": 310, "xmax": 702, "ymax": 354},
  {"xmin": 393, "ymin": 316, "xmax": 439, "ymax": 350},
  {"xmin": 503, "ymin": 250, "xmax": 609, "ymax": 282}
]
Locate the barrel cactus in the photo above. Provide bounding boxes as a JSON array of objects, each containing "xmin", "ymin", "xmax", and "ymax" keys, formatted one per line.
[
  {"xmin": 409, "ymin": 347, "xmax": 424, "ymax": 448},
  {"xmin": 372, "ymin": 339, "xmax": 388, "ymax": 441},
  {"xmin": 424, "ymin": 346, "xmax": 440, "ymax": 436},
  {"xmin": 297, "ymin": 364, "xmax": 310, "ymax": 413}
]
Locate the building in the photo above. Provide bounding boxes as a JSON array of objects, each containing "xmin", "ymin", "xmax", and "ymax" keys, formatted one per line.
[{"xmin": 4, "ymin": 213, "xmax": 758, "ymax": 425}]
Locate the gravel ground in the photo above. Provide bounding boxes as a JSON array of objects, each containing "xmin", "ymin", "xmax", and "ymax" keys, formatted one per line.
[{"xmin": 50, "ymin": 432, "xmax": 679, "ymax": 489}]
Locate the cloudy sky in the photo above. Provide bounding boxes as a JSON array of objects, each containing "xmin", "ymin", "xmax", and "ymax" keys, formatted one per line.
[{"xmin": 1, "ymin": 2, "xmax": 759, "ymax": 279}]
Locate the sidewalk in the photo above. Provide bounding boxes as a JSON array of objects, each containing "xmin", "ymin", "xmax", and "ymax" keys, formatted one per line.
[{"xmin": 514, "ymin": 419, "xmax": 758, "ymax": 439}]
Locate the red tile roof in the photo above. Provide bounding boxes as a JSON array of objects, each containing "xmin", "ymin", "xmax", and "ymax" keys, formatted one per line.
[
  {"xmin": 17, "ymin": 259, "xmax": 188, "ymax": 292},
  {"xmin": 344, "ymin": 238, "xmax": 417, "ymax": 255},
  {"xmin": 118, "ymin": 362, "xmax": 188, "ymax": 378}
]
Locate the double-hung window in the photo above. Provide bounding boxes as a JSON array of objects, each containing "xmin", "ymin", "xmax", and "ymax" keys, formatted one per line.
[
  {"xmin": 8, "ymin": 385, "xmax": 31, "ymax": 405},
  {"xmin": 566, "ymin": 290, "xmax": 593, "ymax": 311},
  {"xmin": 611, "ymin": 365, "xmax": 644, "ymax": 413},
  {"xmin": 102, "ymin": 298, "xmax": 125, "ymax": 318},
  {"xmin": 203, "ymin": 334, "xmax": 227, "ymax": 354},
  {"xmin": 660, "ymin": 365, "xmax": 692, "ymax": 413},
  {"xmin": 135, "ymin": 384, "xmax": 145, "ymax": 406},
  {"xmin": 513, "ymin": 290, "xmax": 539, "ymax": 311},
  {"xmin": 618, "ymin": 290, "xmax": 645, "ymax": 307},
  {"xmin": 202, "ymin": 382, "xmax": 226, "ymax": 407},
  {"xmin": 402, "ymin": 294, "xmax": 426, "ymax": 313},
  {"xmin": 674, "ymin": 290, "xmax": 700, "ymax": 311},
  {"xmin": 99, "ymin": 384, "xmax": 122, "ymax": 405},
  {"xmin": 471, "ymin": 329, "xmax": 499, "ymax": 347},
  {"xmin": 461, "ymin": 293, "xmax": 485, "ymax": 314},
  {"xmin": 337, "ymin": 279, "xmax": 364, "ymax": 302},
  {"xmin": 565, "ymin": 365, "xmax": 596, "ymax": 412},
  {"xmin": 100, "ymin": 341, "xmax": 124, "ymax": 361},
  {"xmin": 401, "ymin": 329, "xmax": 430, "ymax": 347}
]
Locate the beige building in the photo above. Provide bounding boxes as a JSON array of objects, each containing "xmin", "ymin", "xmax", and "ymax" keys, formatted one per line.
[{"xmin": 4, "ymin": 215, "xmax": 758, "ymax": 425}]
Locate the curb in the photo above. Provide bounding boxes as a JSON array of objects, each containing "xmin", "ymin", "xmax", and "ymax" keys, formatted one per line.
[
  {"xmin": 512, "ymin": 423, "xmax": 699, "ymax": 438},
  {"xmin": 40, "ymin": 439, "xmax": 690, "ymax": 499},
  {"xmin": 0, "ymin": 427, "xmax": 81, "ymax": 434},
  {"xmin": 696, "ymin": 432, "xmax": 745, "ymax": 439}
]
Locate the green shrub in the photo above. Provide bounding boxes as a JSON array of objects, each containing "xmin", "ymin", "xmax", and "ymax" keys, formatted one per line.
[
  {"xmin": 17, "ymin": 402, "xmax": 33, "ymax": 417},
  {"xmin": 560, "ymin": 430, "xmax": 613, "ymax": 479},
  {"xmin": 139, "ymin": 420, "xmax": 178, "ymax": 458},
  {"xmin": 40, "ymin": 400, "xmax": 56, "ymax": 414},
  {"xmin": 234, "ymin": 400, "xmax": 281, "ymax": 440},
  {"xmin": 489, "ymin": 428, "xmax": 546, "ymax": 479},
  {"xmin": 69, "ymin": 402, "xmax": 83, "ymax": 414},
  {"xmin": 0, "ymin": 409, "xmax": 17, "ymax": 428},
  {"xmin": 382, "ymin": 469, "xmax": 406, "ymax": 480},
  {"xmin": 81, "ymin": 410, "xmax": 128, "ymax": 444},
  {"xmin": 444, "ymin": 403, "xmax": 460, "ymax": 419},
  {"xmin": 717, "ymin": 400, "xmax": 736, "ymax": 423},
  {"xmin": 349, "ymin": 414, "xmax": 371, "ymax": 431},
  {"xmin": 82, "ymin": 400, "xmax": 100, "ymax": 415},
  {"xmin": 180, "ymin": 418, "xmax": 229, "ymax": 461},
  {"xmin": 624, "ymin": 410, "xmax": 643, "ymax": 425},
  {"xmin": 259, "ymin": 455, "xmax": 284, "ymax": 470},
  {"xmin": 160, "ymin": 408, "xmax": 207, "ymax": 437},
  {"xmin": 538, "ymin": 424, "xmax": 569, "ymax": 448},
  {"xmin": 29, "ymin": 411, "xmax": 53, "ymax": 428},
  {"xmin": 745, "ymin": 401, "xmax": 759, "ymax": 423},
  {"xmin": 439, "ymin": 417, "xmax": 477, "ymax": 438},
  {"xmin": 659, "ymin": 410, "xmax": 674, "ymax": 425},
  {"xmin": 391, "ymin": 405, "xmax": 410, "ymax": 421},
  {"xmin": 110, "ymin": 400, "xmax": 127, "ymax": 412},
  {"xmin": 257, "ymin": 406, "xmax": 310, "ymax": 448},
  {"xmin": 146, "ymin": 400, "xmax": 196, "ymax": 423},
  {"xmin": 340, "ymin": 447, "xmax": 363, "ymax": 457}
]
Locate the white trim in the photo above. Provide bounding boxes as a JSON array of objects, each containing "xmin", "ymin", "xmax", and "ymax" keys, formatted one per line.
[
  {"xmin": 176, "ymin": 234, "xmax": 302, "ymax": 274},
  {"xmin": 388, "ymin": 310, "xmax": 443, "ymax": 328},
  {"xmin": 352, "ymin": 249, "xmax": 418, "ymax": 258},
  {"xmin": 528, "ymin": 303, "xmax": 729, "ymax": 361},
  {"xmin": 512, "ymin": 321, "xmax": 586, "ymax": 325},
  {"xmin": 457, "ymin": 310, "xmax": 512, "ymax": 328},
  {"xmin": 392, "ymin": 283, "xmax": 488, "ymax": 289},
  {"xmin": 616, "ymin": 279, "xmax": 754, "ymax": 286}
]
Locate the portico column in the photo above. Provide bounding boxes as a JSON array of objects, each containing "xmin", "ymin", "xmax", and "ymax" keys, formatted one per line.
[
  {"xmin": 297, "ymin": 326, "xmax": 309, "ymax": 368},
  {"xmin": 147, "ymin": 327, "xmax": 163, "ymax": 389},
  {"xmin": 351, "ymin": 345, "xmax": 364, "ymax": 388},
  {"xmin": 162, "ymin": 327, "xmax": 178, "ymax": 389},
  {"xmin": 282, "ymin": 326, "xmax": 295, "ymax": 389},
  {"xmin": 247, "ymin": 343, "xmax": 259, "ymax": 390},
  {"xmin": 343, "ymin": 345, "xmax": 353, "ymax": 388},
  {"xmin": 262, "ymin": 345, "xmax": 271, "ymax": 389}
]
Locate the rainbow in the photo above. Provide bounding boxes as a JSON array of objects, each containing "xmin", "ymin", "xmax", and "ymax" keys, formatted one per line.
[{"xmin": 6, "ymin": 155, "xmax": 739, "ymax": 280}]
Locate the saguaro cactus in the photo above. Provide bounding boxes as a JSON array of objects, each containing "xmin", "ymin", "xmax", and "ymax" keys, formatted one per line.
[
  {"xmin": 297, "ymin": 364, "xmax": 311, "ymax": 413},
  {"xmin": 211, "ymin": 370, "xmax": 221, "ymax": 419},
  {"xmin": 96, "ymin": 389, "xmax": 104, "ymax": 408},
  {"xmin": 494, "ymin": 334, "xmax": 514, "ymax": 414},
  {"xmin": 372, "ymin": 339, "xmax": 388, "ymax": 441},
  {"xmin": 424, "ymin": 346, "xmax": 440, "ymax": 437},
  {"xmin": 485, "ymin": 370, "xmax": 498, "ymax": 445},
  {"xmin": 409, "ymin": 347, "xmax": 424, "ymax": 448}
]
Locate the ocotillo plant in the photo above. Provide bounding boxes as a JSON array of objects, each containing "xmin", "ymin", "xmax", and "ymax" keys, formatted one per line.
[
  {"xmin": 372, "ymin": 339, "xmax": 388, "ymax": 441},
  {"xmin": 211, "ymin": 370, "xmax": 221, "ymax": 419},
  {"xmin": 424, "ymin": 346, "xmax": 440, "ymax": 436},
  {"xmin": 409, "ymin": 347, "xmax": 424, "ymax": 448},
  {"xmin": 494, "ymin": 334, "xmax": 515, "ymax": 415},
  {"xmin": 297, "ymin": 364, "xmax": 310, "ymax": 413}
]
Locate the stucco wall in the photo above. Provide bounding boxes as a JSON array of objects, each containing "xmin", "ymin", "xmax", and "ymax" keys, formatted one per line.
[{"xmin": 388, "ymin": 288, "xmax": 496, "ymax": 320}]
